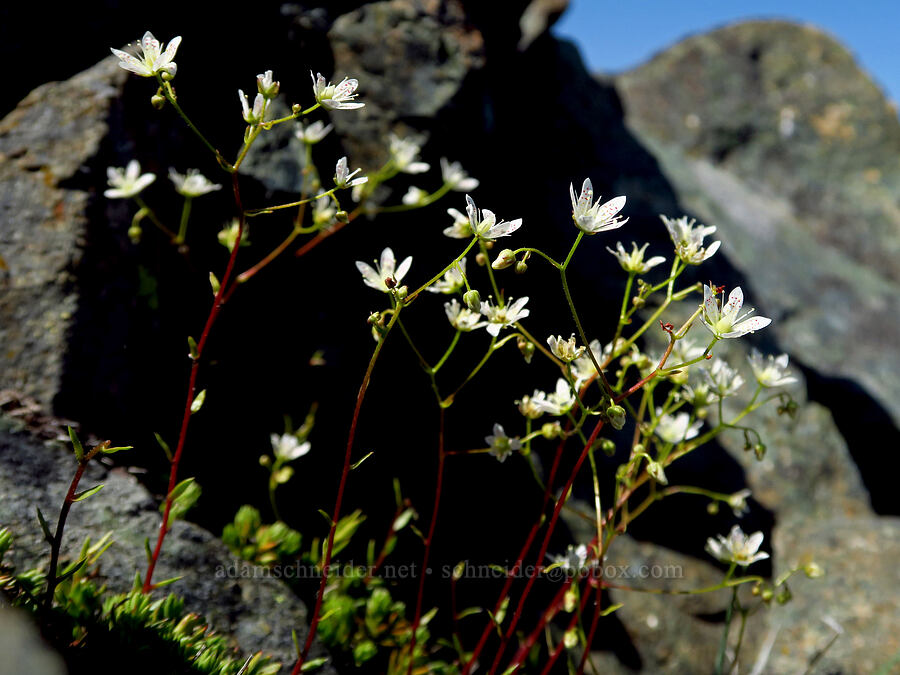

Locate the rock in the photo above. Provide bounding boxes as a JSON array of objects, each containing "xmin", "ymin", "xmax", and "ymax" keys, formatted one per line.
[
  {"xmin": 0, "ymin": 602, "xmax": 67, "ymax": 675},
  {"xmin": 0, "ymin": 57, "xmax": 127, "ymax": 405},
  {"xmin": 615, "ymin": 21, "xmax": 900, "ymax": 439},
  {"xmin": 0, "ymin": 416, "xmax": 335, "ymax": 673}
]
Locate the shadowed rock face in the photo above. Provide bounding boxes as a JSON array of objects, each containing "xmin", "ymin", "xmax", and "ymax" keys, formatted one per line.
[{"xmin": 2, "ymin": 5, "xmax": 899, "ymax": 673}]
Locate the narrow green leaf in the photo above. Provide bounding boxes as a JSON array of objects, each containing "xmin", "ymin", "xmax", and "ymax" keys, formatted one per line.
[
  {"xmin": 300, "ymin": 657, "xmax": 329, "ymax": 672},
  {"xmin": 152, "ymin": 575, "xmax": 183, "ymax": 589},
  {"xmin": 392, "ymin": 508, "xmax": 415, "ymax": 532},
  {"xmin": 36, "ymin": 507, "xmax": 54, "ymax": 543},
  {"xmin": 209, "ymin": 271, "xmax": 220, "ymax": 296},
  {"xmin": 154, "ymin": 432, "xmax": 172, "ymax": 461},
  {"xmin": 456, "ymin": 606, "xmax": 483, "ymax": 620},
  {"xmin": 350, "ymin": 451, "xmax": 374, "ymax": 470},
  {"xmin": 144, "ymin": 537, "xmax": 153, "ymax": 564},
  {"xmin": 600, "ymin": 602, "xmax": 624, "ymax": 617},
  {"xmin": 317, "ymin": 509, "xmax": 334, "ymax": 527},
  {"xmin": 190, "ymin": 389, "xmax": 206, "ymax": 414},
  {"xmin": 57, "ymin": 557, "xmax": 87, "ymax": 582},
  {"xmin": 72, "ymin": 484, "xmax": 104, "ymax": 502},
  {"xmin": 68, "ymin": 426, "xmax": 84, "ymax": 462},
  {"xmin": 187, "ymin": 335, "xmax": 199, "ymax": 360},
  {"xmin": 101, "ymin": 445, "xmax": 133, "ymax": 455}
]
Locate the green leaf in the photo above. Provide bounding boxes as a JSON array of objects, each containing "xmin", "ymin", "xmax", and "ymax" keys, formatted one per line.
[
  {"xmin": 72, "ymin": 484, "xmax": 104, "ymax": 502},
  {"xmin": 190, "ymin": 389, "xmax": 206, "ymax": 414},
  {"xmin": 144, "ymin": 537, "xmax": 153, "ymax": 564},
  {"xmin": 154, "ymin": 432, "xmax": 172, "ymax": 461},
  {"xmin": 101, "ymin": 445, "xmax": 133, "ymax": 455},
  {"xmin": 209, "ymin": 271, "xmax": 220, "ymax": 296},
  {"xmin": 36, "ymin": 507, "xmax": 54, "ymax": 543},
  {"xmin": 317, "ymin": 509, "xmax": 334, "ymax": 527},
  {"xmin": 350, "ymin": 451, "xmax": 374, "ymax": 470},
  {"xmin": 456, "ymin": 606, "xmax": 483, "ymax": 620},
  {"xmin": 68, "ymin": 426, "xmax": 84, "ymax": 462},
  {"xmin": 392, "ymin": 508, "xmax": 415, "ymax": 531},
  {"xmin": 164, "ymin": 477, "xmax": 201, "ymax": 526},
  {"xmin": 187, "ymin": 335, "xmax": 199, "ymax": 360},
  {"xmin": 57, "ymin": 557, "xmax": 87, "ymax": 583},
  {"xmin": 600, "ymin": 602, "xmax": 624, "ymax": 617},
  {"xmin": 300, "ymin": 657, "xmax": 329, "ymax": 672},
  {"xmin": 152, "ymin": 575, "xmax": 183, "ymax": 589}
]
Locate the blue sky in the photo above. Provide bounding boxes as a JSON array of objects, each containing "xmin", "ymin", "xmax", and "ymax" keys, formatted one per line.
[{"xmin": 553, "ymin": 0, "xmax": 900, "ymax": 104}]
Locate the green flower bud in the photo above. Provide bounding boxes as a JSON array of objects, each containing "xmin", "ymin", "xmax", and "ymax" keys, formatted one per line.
[
  {"xmin": 647, "ymin": 460, "xmax": 668, "ymax": 485},
  {"xmin": 607, "ymin": 404, "xmax": 626, "ymax": 430},
  {"xmin": 336, "ymin": 210, "xmax": 350, "ymax": 223},
  {"xmin": 492, "ymin": 249, "xmax": 516, "ymax": 270},
  {"xmin": 541, "ymin": 422, "xmax": 562, "ymax": 439},
  {"xmin": 464, "ymin": 289, "xmax": 481, "ymax": 312},
  {"xmin": 517, "ymin": 336, "xmax": 536, "ymax": 364},
  {"xmin": 515, "ymin": 260, "xmax": 528, "ymax": 274},
  {"xmin": 706, "ymin": 501, "xmax": 720, "ymax": 515},
  {"xmin": 151, "ymin": 93, "xmax": 167, "ymax": 110},
  {"xmin": 395, "ymin": 285, "xmax": 408, "ymax": 300},
  {"xmin": 803, "ymin": 562, "xmax": 824, "ymax": 578},
  {"xmin": 775, "ymin": 586, "xmax": 792, "ymax": 605},
  {"xmin": 475, "ymin": 252, "xmax": 487, "ymax": 266},
  {"xmin": 127, "ymin": 224, "xmax": 143, "ymax": 243},
  {"xmin": 600, "ymin": 439, "xmax": 616, "ymax": 456},
  {"xmin": 754, "ymin": 443, "xmax": 767, "ymax": 461}
]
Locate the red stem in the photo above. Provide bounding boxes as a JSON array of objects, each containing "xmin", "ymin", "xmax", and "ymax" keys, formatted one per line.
[
  {"xmin": 143, "ymin": 173, "xmax": 246, "ymax": 592},
  {"xmin": 406, "ymin": 408, "xmax": 446, "ymax": 674},
  {"xmin": 292, "ymin": 311, "xmax": 398, "ymax": 673},
  {"xmin": 487, "ymin": 418, "xmax": 605, "ymax": 675},
  {"xmin": 461, "ymin": 429, "xmax": 570, "ymax": 674}
]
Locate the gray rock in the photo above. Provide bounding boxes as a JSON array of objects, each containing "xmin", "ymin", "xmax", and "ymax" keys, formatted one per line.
[
  {"xmin": 0, "ymin": 417, "xmax": 335, "ymax": 673},
  {"xmin": 615, "ymin": 21, "xmax": 900, "ymax": 432},
  {"xmin": 0, "ymin": 57, "xmax": 127, "ymax": 406},
  {"xmin": 0, "ymin": 602, "xmax": 67, "ymax": 675}
]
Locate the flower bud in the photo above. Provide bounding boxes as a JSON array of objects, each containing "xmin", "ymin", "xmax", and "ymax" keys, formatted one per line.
[
  {"xmin": 706, "ymin": 501, "xmax": 720, "ymax": 515},
  {"xmin": 395, "ymin": 285, "xmax": 408, "ymax": 300},
  {"xmin": 600, "ymin": 439, "xmax": 616, "ymax": 456},
  {"xmin": 647, "ymin": 460, "xmax": 668, "ymax": 485},
  {"xmin": 336, "ymin": 210, "xmax": 350, "ymax": 223},
  {"xmin": 292, "ymin": 103, "xmax": 301, "ymax": 115},
  {"xmin": 517, "ymin": 336, "xmax": 535, "ymax": 364},
  {"xmin": 475, "ymin": 252, "xmax": 487, "ymax": 266},
  {"xmin": 563, "ymin": 628, "xmax": 578, "ymax": 649},
  {"xmin": 492, "ymin": 249, "xmax": 516, "ymax": 270},
  {"xmin": 541, "ymin": 422, "xmax": 562, "ymax": 439},
  {"xmin": 803, "ymin": 562, "xmax": 824, "ymax": 578},
  {"xmin": 259, "ymin": 455, "xmax": 272, "ymax": 467},
  {"xmin": 754, "ymin": 443, "xmax": 767, "ymax": 460},
  {"xmin": 257, "ymin": 70, "xmax": 280, "ymax": 99},
  {"xmin": 151, "ymin": 93, "xmax": 166, "ymax": 110},
  {"xmin": 515, "ymin": 261, "xmax": 528, "ymax": 274},
  {"xmin": 563, "ymin": 587, "xmax": 577, "ymax": 613},
  {"xmin": 607, "ymin": 404, "xmax": 626, "ymax": 430},
  {"xmin": 161, "ymin": 64, "xmax": 176, "ymax": 80},
  {"xmin": 464, "ymin": 290, "xmax": 481, "ymax": 312},
  {"xmin": 127, "ymin": 224, "xmax": 143, "ymax": 243},
  {"xmin": 775, "ymin": 586, "xmax": 792, "ymax": 605},
  {"xmin": 367, "ymin": 311, "xmax": 382, "ymax": 325},
  {"xmin": 761, "ymin": 587, "xmax": 774, "ymax": 602}
]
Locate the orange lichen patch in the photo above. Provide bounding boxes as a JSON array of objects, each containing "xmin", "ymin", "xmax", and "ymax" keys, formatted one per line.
[
  {"xmin": 862, "ymin": 168, "xmax": 882, "ymax": 184},
  {"xmin": 811, "ymin": 102, "xmax": 856, "ymax": 141}
]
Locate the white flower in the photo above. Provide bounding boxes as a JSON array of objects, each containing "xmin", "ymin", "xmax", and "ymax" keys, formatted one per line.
[
  {"xmin": 465, "ymin": 195, "xmax": 522, "ymax": 240},
  {"xmin": 550, "ymin": 544, "xmax": 591, "ymax": 574},
  {"xmin": 702, "ymin": 359, "xmax": 745, "ymax": 398},
  {"xmin": 517, "ymin": 392, "xmax": 547, "ymax": 420},
  {"xmin": 427, "ymin": 259, "xmax": 467, "ymax": 294},
  {"xmin": 485, "ymin": 424, "xmax": 521, "ymax": 463},
  {"xmin": 334, "ymin": 156, "xmax": 368, "ymax": 189},
  {"xmin": 670, "ymin": 336, "xmax": 707, "ymax": 365},
  {"xmin": 536, "ymin": 379, "xmax": 576, "ymax": 416},
  {"xmin": 356, "ymin": 247, "xmax": 412, "ymax": 293},
  {"xmin": 310, "ymin": 71, "xmax": 364, "ymax": 110},
  {"xmin": 312, "ymin": 196, "xmax": 337, "ymax": 227},
  {"xmin": 654, "ymin": 409, "xmax": 702, "ymax": 444},
  {"xmin": 679, "ymin": 381, "xmax": 717, "ymax": 408},
  {"xmin": 547, "ymin": 334, "xmax": 585, "ymax": 362},
  {"xmin": 569, "ymin": 179, "xmax": 628, "ymax": 234},
  {"xmin": 239, "ymin": 89, "xmax": 267, "ymax": 124},
  {"xmin": 110, "ymin": 31, "xmax": 181, "ymax": 78},
  {"xmin": 104, "ymin": 160, "xmax": 156, "ymax": 199},
  {"xmin": 217, "ymin": 219, "xmax": 250, "ymax": 250},
  {"xmin": 168, "ymin": 168, "xmax": 221, "ymax": 197},
  {"xmin": 402, "ymin": 186, "xmax": 428, "ymax": 206},
  {"xmin": 443, "ymin": 208, "xmax": 473, "ymax": 239},
  {"xmin": 444, "ymin": 299, "xmax": 485, "ymax": 332},
  {"xmin": 271, "ymin": 433, "xmax": 310, "ymax": 462},
  {"xmin": 571, "ymin": 339, "xmax": 607, "ymax": 385},
  {"xmin": 256, "ymin": 70, "xmax": 279, "ymax": 98},
  {"xmin": 480, "ymin": 296, "xmax": 530, "ymax": 336},
  {"xmin": 701, "ymin": 285, "xmax": 772, "ymax": 340},
  {"xmin": 748, "ymin": 350, "xmax": 797, "ymax": 388},
  {"xmin": 295, "ymin": 120, "xmax": 333, "ymax": 144},
  {"xmin": 661, "ymin": 215, "xmax": 721, "ymax": 265},
  {"xmin": 607, "ymin": 241, "xmax": 666, "ymax": 274},
  {"xmin": 727, "ymin": 489, "xmax": 752, "ymax": 517},
  {"xmin": 441, "ymin": 158, "xmax": 479, "ymax": 191},
  {"xmin": 390, "ymin": 135, "xmax": 430, "ymax": 174},
  {"xmin": 705, "ymin": 525, "xmax": 770, "ymax": 567}
]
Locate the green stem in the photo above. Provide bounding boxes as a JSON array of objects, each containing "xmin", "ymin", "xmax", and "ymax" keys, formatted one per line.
[
  {"xmin": 160, "ymin": 79, "xmax": 229, "ymax": 170},
  {"xmin": 405, "ymin": 239, "xmax": 478, "ymax": 304},
  {"xmin": 174, "ymin": 196, "xmax": 193, "ymax": 244},
  {"xmin": 715, "ymin": 582, "xmax": 739, "ymax": 674}
]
